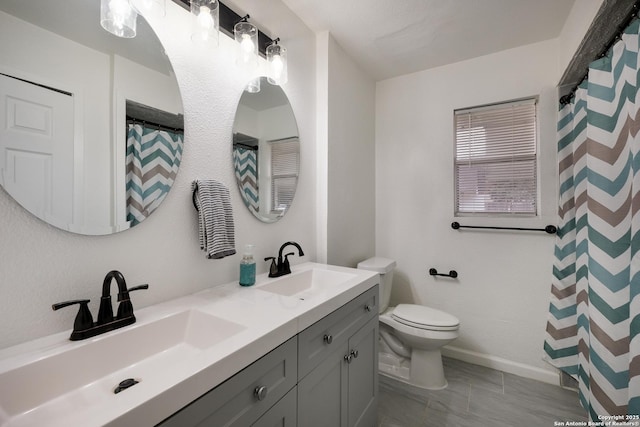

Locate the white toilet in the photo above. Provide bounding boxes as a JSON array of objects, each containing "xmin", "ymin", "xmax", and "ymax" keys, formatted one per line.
[{"xmin": 357, "ymin": 257, "xmax": 460, "ymax": 390}]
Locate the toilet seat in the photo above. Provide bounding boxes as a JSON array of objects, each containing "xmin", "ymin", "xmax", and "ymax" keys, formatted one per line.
[{"xmin": 391, "ymin": 304, "xmax": 459, "ymax": 332}]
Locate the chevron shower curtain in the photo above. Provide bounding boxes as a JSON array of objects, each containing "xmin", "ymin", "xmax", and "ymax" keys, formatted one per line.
[
  {"xmin": 544, "ymin": 20, "xmax": 640, "ymax": 419},
  {"xmin": 126, "ymin": 123, "xmax": 183, "ymax": 226},
  {"xmin": 233, "ymin": 145, "xmax": 259, "ymax": 214}
]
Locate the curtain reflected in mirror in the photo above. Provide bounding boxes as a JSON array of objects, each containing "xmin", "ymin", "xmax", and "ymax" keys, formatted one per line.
[
  {"xmin": 232, "ymin": 133, "xmax": 259, "ymax": 216},
  {"xmin": 232, "ymin": 77, "xmax": 299, "ymax": 223},
  {"xmin": 0, "ymin": 0, "xmax": 184, "ymax": 235},
  {"xmin": 126, "ymin": 128, "xmax": 183, "ymax": 225}
]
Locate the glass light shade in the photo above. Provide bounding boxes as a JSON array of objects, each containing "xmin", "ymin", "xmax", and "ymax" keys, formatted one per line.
[
  {"xmin": 101, "ymin": 0, "xmax": 137, "ymax": 38},
  {"xmin": 131, "ymin": 0, "xmax": 166, "ymax": 17},
  {"xmin": 234, "ymin": 21, "xmax": 258, "ymax": 69},
  {"xmin": 267, "ymin": 43, "xmax": 287, "ymax": 85},
  {"xmin": 190, "ymin": 0, "xmax": 219, "ymax": 45},
  {"xmin": 245, "ymin": 77, "xmax": 261, "ymax": 93}
]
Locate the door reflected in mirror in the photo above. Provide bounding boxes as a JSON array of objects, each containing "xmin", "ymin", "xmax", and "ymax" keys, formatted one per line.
[
  {"xmin": 232, "ymin": 77, "xmax": 299, "ymax": 223},
  {"xmin": 0, "ymin": 0, "xmax": 184, "ymax": 235}
]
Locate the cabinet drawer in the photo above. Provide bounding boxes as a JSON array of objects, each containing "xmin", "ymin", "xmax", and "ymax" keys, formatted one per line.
[
  {"xmin": 252, "ymin": 386, "xmax": 297, "ymax": 427},
  {"xmin": 158, "ymin": 337, "xmax": 297, "ymax": 427},
  {"xmin": 298, "ymin": 285, "xmax": 378, "ymax": 379}
]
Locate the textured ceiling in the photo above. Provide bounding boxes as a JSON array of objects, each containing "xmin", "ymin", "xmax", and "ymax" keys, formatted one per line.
[{"xmin": 282, "ymin": 0, "xmax": 576, "ymax": 81}]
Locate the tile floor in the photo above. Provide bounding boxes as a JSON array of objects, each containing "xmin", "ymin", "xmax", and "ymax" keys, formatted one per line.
[{"xmin": 377, "ymin": 357, "xmax": 587, "ymax": 427}]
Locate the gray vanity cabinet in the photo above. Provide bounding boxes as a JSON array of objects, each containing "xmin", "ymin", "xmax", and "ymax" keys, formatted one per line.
[
  {"xmin": 157, "ymin": 285, "xmax": 378, "ymax": 427},
  {"xmin": 158, "ymin": 337, "xmax": 298, "ymax": 427},
  {"xmin": 297, "ymin": 286, "xmax": 379, "ymax": 427}
]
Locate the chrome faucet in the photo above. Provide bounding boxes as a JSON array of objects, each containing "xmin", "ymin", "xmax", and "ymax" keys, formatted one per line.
[
  {"xmin": 265, "ymin": 241, "xmax": 305, "ymax": 278},
  {"xmin": 52, "ymin": 270, "xmax": 148, "ymax": 341}
]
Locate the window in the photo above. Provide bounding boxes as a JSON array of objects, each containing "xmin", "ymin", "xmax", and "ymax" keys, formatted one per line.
[
  {"xmin": 454, "ymin": 98, "xmax": 538, "ymax": 215},
  {"xmin": 269, "ymin": 138, "xmax": 299, "ymax": 213}
]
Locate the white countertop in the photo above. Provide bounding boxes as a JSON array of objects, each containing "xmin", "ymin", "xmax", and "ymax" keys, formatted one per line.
[{"xmin": 0, "ymin": 262, "xmax": 378, "ymax": 427}]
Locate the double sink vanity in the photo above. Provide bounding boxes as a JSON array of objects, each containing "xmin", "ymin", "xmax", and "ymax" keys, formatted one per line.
[{"xmin": 0, "ymin": 263, "xmax": 380, "ymax": 427}]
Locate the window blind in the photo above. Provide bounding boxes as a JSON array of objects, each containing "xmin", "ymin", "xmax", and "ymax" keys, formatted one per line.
[
  {"xmin": 454, "ymin": 98, "xmax": 537, "ymax": 215},
  {"xmin": 270, "ymin": 138, "xmax": 299, "ymax": 212}
]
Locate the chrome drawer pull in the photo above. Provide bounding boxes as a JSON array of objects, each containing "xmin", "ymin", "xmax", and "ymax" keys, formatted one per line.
[
  {"xmin": 344, "ymin": 353, "xmax": 353, "ymax": 363},
  {"xmin": 364, "ymin": 305, "xmax": 372, "ymax": 312},
  {"xmin": 350, "ymin": 349, "xmax": 359, "ymax": 359},
  {"xmin": 254, "ymin": 385, "xmax": 268, "ymax": 401},
  {"xmin": 323, "ymin": 334, "xmax": 333, "ymax": 344}
]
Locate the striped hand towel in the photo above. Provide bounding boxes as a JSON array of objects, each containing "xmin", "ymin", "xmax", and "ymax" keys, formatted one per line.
[{"xmin": 192, "ymin": 180, "xmax": 236, "ymax": 259}]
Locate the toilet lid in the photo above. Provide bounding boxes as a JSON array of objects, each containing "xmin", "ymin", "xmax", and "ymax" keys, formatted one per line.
[{"xmin": 391, "ymin": 304, "xmax": 460, "ymax": 331}]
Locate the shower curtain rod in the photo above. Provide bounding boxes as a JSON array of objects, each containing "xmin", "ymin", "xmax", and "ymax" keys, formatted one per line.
[
  {"xmin": 560, "ymin": 1, "xmax": 640, "ymax": 105},
  {"xmin": 234, "ymin": 143, "xmax": 258, "ymax": 150},
  {"xmin": 126, "ymin": 116, "xmax": 184, "ymax": 133}
]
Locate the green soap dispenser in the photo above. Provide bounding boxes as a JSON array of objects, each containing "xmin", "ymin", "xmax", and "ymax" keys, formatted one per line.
[{"xmin": 239, "ymin": 244, "xmax": 256, "ymax": 286}]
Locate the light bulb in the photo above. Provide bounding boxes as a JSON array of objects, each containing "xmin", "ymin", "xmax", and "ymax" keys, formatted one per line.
[
  {"xmin": 197, "ymin": 5, "xmax": 213, "ymax": 31},
  {"xmin": 240, "ymin": 34, "xmax": 255, "ymax": 54},
  {"xmin": 271, "ymin": 54, "xmax": 284, "ymax": 79},
  {"xmin": 267, "ymin": 42, "xmax": 287, "ymax": 85}
]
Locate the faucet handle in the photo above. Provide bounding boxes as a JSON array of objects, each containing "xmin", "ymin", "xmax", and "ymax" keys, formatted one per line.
[
  {"xmin": 118, "ymin": 284, "xmax": 149, "ymax": 301},
  {"xmin": 116, "ymin": 284, "xmax": 148, "ymax": 320},
  {"xmin": 52, "ymin": 299, "xmax": 90, "ymax": 311},
  {"xmin": 282, "ymin": 252, "xmax": 295, "ymax": 274},
  {"xmin": 264, "ymin": 257, "xmax": 277, "ymax": 277},
  {"xmin": 52, "ymin": 299, "xmax": 94, "ymax": 333}
]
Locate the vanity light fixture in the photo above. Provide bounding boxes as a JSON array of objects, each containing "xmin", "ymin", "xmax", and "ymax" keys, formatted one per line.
[
  {"xmin": 234, "ymin": 16, "xmax": 258, "ymax": 69},
  {"xmin": 100, "ymin": 0, "xmax": 138, "ymax": 38},
  {"xmin": 190, "ymin": 0, "xmax": 219, "ymax": 44},
  {"xmin": 173, "ymin": 1, "xmax": 279, "ymax": 58},
  {"xmin": 266, "ymin": 38, "xmax": 287, "ymax": 85}
]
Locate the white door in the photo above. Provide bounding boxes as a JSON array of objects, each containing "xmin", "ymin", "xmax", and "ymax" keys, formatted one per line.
[{"xmin": 0, "ymin": 74, "xmax": 74, "ymax": 229}]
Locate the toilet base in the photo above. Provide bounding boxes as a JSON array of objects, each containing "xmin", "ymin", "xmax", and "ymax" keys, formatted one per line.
[
  {"xmin": 378, "ymin": 348, "xmax": 448, "ymax": 390},
  {"xmin": 410, "ymin": 349, "xmax": 447, "ymax": 390}
]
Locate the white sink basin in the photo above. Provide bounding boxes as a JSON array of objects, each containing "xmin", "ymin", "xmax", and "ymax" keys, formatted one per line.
[
  {"xmin": 259, "ymin": 268, "xmax": 357, "ymax": 299},
  {"xmin": 0, "ymin": 309, "xmax": 245, "ymax": 421}
]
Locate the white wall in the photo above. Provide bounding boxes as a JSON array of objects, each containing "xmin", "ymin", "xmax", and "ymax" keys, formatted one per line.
[
  {"xmin": 0, "ymin": 0, "xmax": 317, "ymax": 349},
  {"xmin": 321, "ymin": 33, "xmax": 376, "ymax": 267},
  {"xmin": 376, "ymin": 39, "xmax": 561, "ymax": 383}
]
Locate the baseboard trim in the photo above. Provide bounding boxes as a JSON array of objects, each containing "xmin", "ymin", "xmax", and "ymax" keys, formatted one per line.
[{"xmin": 441, "ymin": 345, "xmax": 560, "ymax": 386}]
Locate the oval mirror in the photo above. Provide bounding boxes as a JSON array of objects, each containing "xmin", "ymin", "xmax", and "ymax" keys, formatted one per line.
[
  {"xmin": 0, "ymin": 0, "xmax": 184, "ymax": 235},
  {"xmin": 232, "ymin": 77, "xmax": 299, "ymax": 223}
]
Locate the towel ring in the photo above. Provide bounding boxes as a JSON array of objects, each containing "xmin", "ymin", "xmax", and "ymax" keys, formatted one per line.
[{"xmin": 192, "ymin": 183, "xmax": 199, "ymax": 211}]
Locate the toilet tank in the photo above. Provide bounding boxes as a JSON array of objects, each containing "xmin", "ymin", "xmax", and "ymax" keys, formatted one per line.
[{"xmin": 357, "ymin": 257, "xmax": 396, "ymax": 313}]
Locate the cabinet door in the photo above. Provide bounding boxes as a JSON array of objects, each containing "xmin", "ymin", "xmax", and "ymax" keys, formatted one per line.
[
  {"xmin": 297, "ymin": 343, "xmax": 348, "ymax": 427},
  {"xmin": 252, "ymin": 387, "xmax": 297, "ymax": 427},
  {"xmin": 298, "ymin": 286, "xmax": 378, "ymax": 379},
  {"xmin": 347, "ymin": 317, "xmax": 379, "ymax": 427}
]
